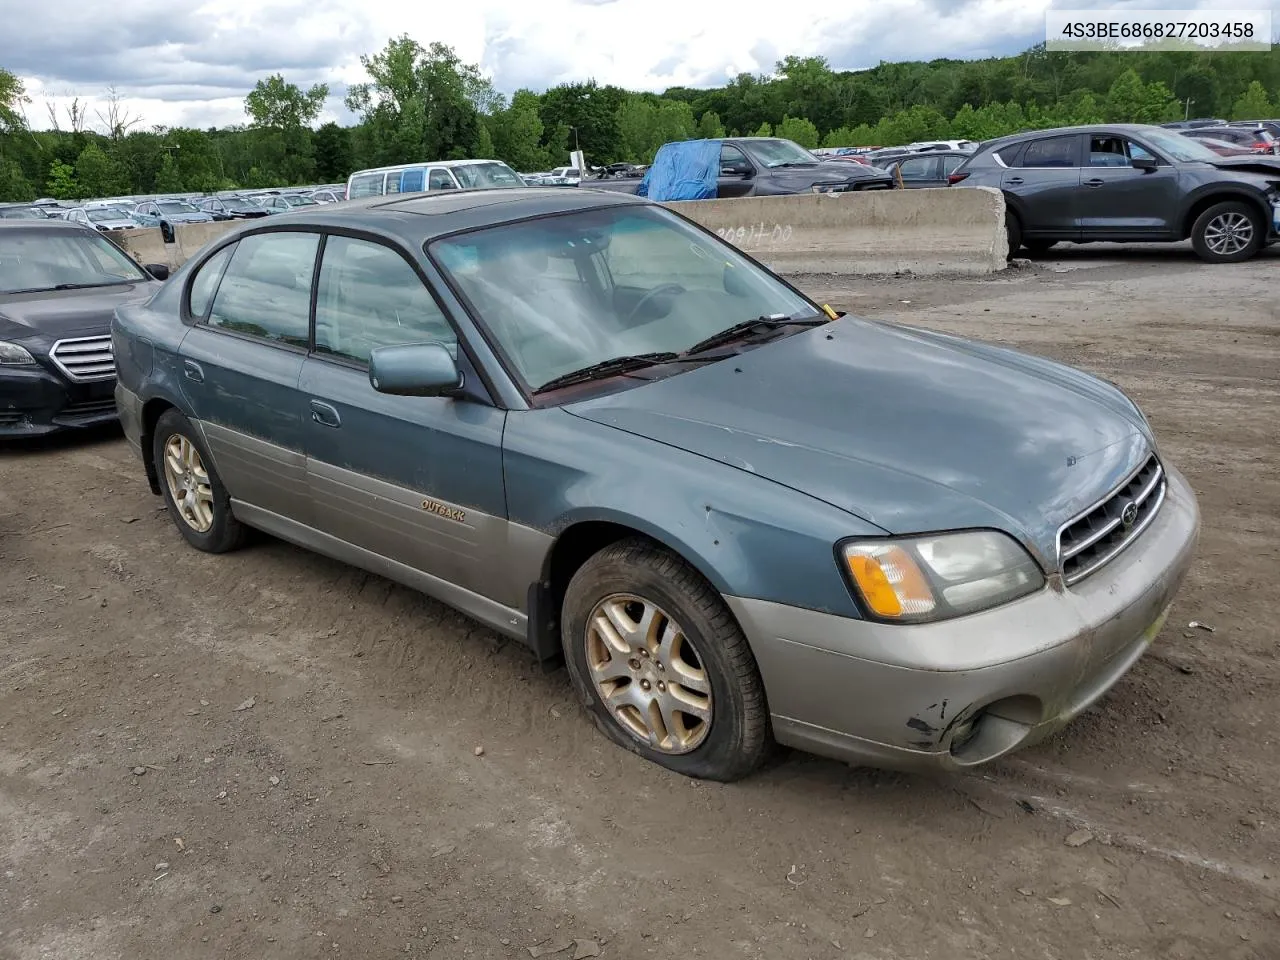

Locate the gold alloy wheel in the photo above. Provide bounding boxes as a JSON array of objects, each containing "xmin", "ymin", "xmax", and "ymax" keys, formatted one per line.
[
  {"xmin": 163, "ymin": 433, "xmax": 215, "ymax": 533},
  {"xmin": 585, "ymin": 593, "xmax": 712, "ymax": 754}
]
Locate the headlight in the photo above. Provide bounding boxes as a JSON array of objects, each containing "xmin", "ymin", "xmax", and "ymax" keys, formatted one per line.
[
  {"xmin": 839, "ymin": 531, "xmax": 1044, "ymax": 623},
  {"xmin": 0, "ymin": 341, "xmax": 36, "ymax": 365}
]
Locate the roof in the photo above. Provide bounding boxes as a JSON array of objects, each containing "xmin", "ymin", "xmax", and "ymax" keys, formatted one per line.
[
  {"xmin": 257, "ymin": 187, "xmax": 647, "ymax": 243},
  {"xmin": 979, "ymin": 123, "xmax": 1173, "ymax": 149},
  {"xmin": 348, "ymin": 158, "xmax": 517, "ymax": 177},
  {"xmin": 0, "ymin": 218, "xmax": 94, "ymax": 232}
]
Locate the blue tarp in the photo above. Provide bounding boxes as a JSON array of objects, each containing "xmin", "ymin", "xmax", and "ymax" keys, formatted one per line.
[{"xmin": 636, "ymin": 139, "xmax": 721, "ymax": 202}]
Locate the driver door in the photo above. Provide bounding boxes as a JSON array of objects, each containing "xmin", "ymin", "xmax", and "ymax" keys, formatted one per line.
[{"xmin": 717, "ymin": 144, "xmax": 755, "ymax": 198}]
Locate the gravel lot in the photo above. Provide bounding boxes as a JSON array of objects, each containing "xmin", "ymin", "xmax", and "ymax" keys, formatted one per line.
[{"xmin": 2, "ymin": 243, "xmax": 1278, "ymax": 960}]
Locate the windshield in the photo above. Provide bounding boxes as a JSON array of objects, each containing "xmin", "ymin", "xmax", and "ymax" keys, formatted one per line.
[
  {"xmin": 284, "ymin": 195, "xmax": 318, "ymax": 206},
  {"xmin": 157, "ymin": 201, "xmax": 197, "ymax": 214},
  {"xmin": 224, "ymin": 199, "xmax": 258, "ymax": 211},
  {"xmin": 1139, "ymin": 128, "xmax": 1223, "ymax": 163},
  {"xmin": 0, "ymin": 228, "xmax": 148, "ymax": 293},
  {"xmin": 86, "ymin": 208, "xmax": 127, "ymax": 222},
  {"xmin": 450, "ymin": 162, "xmax": 525, "ymax": 189},
  {"xmin": 0, "ymin": 207, "xmax": 48, "ymax": 219},
  {"xmin": 747, "ymin": 138, "xmax": 819, "ymax": 167},
  {"xmin": 431, "ymin": 204, "xmax": 817, "ymax": 393}
]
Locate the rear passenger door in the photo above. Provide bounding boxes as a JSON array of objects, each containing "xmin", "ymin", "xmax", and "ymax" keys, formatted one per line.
[
  {"xmin": 177, "ymin": 230, "xmax": 320, "ymax": 524},
  {"xmin": 298, "ymin": 233, "xmax": 509, "ymax": 603},
  {"xmin": 1002, "ymin": 134, "xmax": 1084, "ymax": 238}
]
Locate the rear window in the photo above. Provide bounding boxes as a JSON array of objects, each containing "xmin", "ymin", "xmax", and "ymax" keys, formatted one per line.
[
  {"xmin": 348, "ymin": 172, "xmax": 385, "ymax": 199},
  {"xmin": 1019, "ymin": 136, "xmax": 1079, "ymax": 168}
]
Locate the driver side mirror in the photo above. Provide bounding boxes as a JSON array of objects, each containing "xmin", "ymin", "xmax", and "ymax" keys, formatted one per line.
[
  {"xmin": 369, "ymin": 342, "xmax": 462, "ymax": 397},
  {"xmin": 1131, "ymin": 156, "xmax": 1158, "ymax": 172},
  {"xmin": 144, "ymin": 263, "xmax": 170, "ymax": 281}
]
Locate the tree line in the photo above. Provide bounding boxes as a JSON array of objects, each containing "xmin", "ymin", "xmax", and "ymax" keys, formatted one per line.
[{"xmin": 1, "ymin": 37, "xmax": 1279, "ymax": 202}]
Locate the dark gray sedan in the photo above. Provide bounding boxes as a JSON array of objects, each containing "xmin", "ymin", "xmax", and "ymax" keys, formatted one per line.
[
  {"xmin": 951, "ymin": 123, "xmax": 1280, "ymax": 262},
  {"xmin": 111, "ymin": 189, "xmax": 1199, "ymax": 780}
]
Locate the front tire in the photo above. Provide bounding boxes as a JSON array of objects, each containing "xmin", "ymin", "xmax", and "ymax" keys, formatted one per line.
[
  {"xmin": 1191, "ymin": 201, "xmax": 1264, "ymax": 264},
  {"xmin": 561, "ymin": 538, "xmax": 770, "ymax": 781},
  {"xmin": 153, "ymin": 409, "xmax": 246, "ymax": 553}
]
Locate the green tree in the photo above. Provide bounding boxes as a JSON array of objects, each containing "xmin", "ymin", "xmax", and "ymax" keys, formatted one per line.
[
  {"xmin": 312, "ymin": 122, "xmax": 352, "ymax": 181},
  {"xmin": 75, "ymin": 142, "xmax": 130, "ymax": 196},
  {"xmin": 0, "ymin": 67, "xmax": 27, "ymax": 133},
  {"xmin": 752, "ymin": 121, "xmax": 773, "ymax": 137},
  {"xmin": 539, "ymin": 81, "xmax": 626, "ymax": 165},
  {"xmin": 154, "ymin": 152, "xmax": 184, "ymax": 193},
  {"xmin": 1232, "ymin": 80, "xmax": 1273, "ymax": 120},
  {"xmin": 345, "ymin": 37, "xmax": 487, "ymax": 165},
  {"xmin": 776, "ymin": 115, "xmax": 820, "ymax": 148},
  {"xmin": 696, "ymin": 111, "xmax": 725, "ymax": 139},
  {"xmin": 46, "ymin": 160, "xmax": 79, "ymax": 199},
  {"xmin": 0, "ymin": 159, "xmax": 34, "ymax": 201},
  {"xmin": 473, "ymin": 120, "xmax": 495, "ymax": 158},
  {"xmin": 245, "ymin": 74, "xmax": 328, "ymax": 129},
  {"xmin": 1104, "ymin": 68, "xmax": 1177, "ymax": 123},
  {"xmin": 489, "ymin": 90, "xmax": 549, "ymax": 171}
]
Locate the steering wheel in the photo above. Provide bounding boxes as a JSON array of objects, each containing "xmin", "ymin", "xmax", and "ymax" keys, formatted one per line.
[{"xmin": 622, "ymin": 283, "xmax": 686, "ymax": 327}]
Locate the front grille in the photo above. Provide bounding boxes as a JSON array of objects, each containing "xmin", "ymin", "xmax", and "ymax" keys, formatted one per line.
[
  {"xmin": 50, "ymin": 335, "xmax": 115, "ymax": 382},
  {"xmin": 1058, "ymin": 455, "xmax": 1166, "ymax": 585}
]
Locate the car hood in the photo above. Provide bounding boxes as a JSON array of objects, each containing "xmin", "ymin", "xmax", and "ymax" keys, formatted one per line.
[
  {"xmin": 564, "ymin": 318, "xmax": 1152, "ymax": 566},
  {"xmin": 0, "ymin": 281, "xmax": 161, "ymax": 342},
  {"xmin": 763, "ymin": 162, "xmax": 892, "ymax": 187},
  {"xmin": 1205, "ymin": 155, "xmax": 1280, "ymax": 177}
]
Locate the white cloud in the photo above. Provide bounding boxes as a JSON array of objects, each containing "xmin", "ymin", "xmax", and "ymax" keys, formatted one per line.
[{"xmin": 1, "ymin": 0, "xmax": 1270, "ymax": 132}]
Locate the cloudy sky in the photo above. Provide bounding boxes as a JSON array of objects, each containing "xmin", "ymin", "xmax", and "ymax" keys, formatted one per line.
[{"xmin": 0, "ymin": 0, "xmax": 1271, "ymax": 131}]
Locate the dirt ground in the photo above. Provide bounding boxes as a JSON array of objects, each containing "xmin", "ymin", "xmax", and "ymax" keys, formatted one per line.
[{"xmin": 2, "ymin": 242, "xmax": 1278, "ymax": 960}]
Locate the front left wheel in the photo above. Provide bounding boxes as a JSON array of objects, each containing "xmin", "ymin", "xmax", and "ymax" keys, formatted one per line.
[
  {"xmin": 561, "ymin": 538, "xmax": 770, "ymax": 781},
  {"xmin": 153, "ymin": 409, "xmax": 246, "ymax": 553},
  {"xmin": 1191, "ymin": 201, "xmax": 1264, "ymax": 264}
]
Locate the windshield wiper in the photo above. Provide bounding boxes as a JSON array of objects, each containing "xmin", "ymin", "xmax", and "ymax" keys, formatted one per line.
[
  {"xmin": 685, "ymin": 314, "xmax": 828, "ymax": 355},
  {"xmin": 534, "ymin": 352, "xmax": 684, "ymax": 392},
  {"xmin": 52, "ymin": 280, "xmax": 133, "ymax": 291}
]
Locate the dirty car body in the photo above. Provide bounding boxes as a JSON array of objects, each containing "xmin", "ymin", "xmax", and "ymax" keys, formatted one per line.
[{"xmin": 112, "ymin": 188, "xmax": 1199, "ymax": 779}]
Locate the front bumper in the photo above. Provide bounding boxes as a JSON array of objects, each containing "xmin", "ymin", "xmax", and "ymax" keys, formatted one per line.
[
  {"xmin": 727, "ymin": 465, "xmax": 1201, "ymax": 772},
  {"xmin": 0, "ymin": 364, "xmax": 118, "ymax": 437}
]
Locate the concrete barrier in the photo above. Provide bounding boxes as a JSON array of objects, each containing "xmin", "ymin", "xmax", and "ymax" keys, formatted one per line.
[
  {"xmin": 115, "ymin": 221, "xmax": 240, "ymax": 270},
  {"xmin": 667, "ymin": 186, "xmax": 1008, "ymax": 276},
  {"xmin": 109, "ymin": 187, "xmax": 1008, "ymax": 278}
]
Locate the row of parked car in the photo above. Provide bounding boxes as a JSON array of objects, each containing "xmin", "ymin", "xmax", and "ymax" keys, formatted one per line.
[{"xmin": 0, "ymin": 184, "xmax": 350, "ymax": 232}]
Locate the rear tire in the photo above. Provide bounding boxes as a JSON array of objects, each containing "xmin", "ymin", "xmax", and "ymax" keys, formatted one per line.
[
  {"xmin": 1004, "ymin": 210, "xmax": 1022, "ymax": 260},
  {"xmin": 1190, "ymin": 201, "xmax": 1264, "ymax": 264},
  {"xmin": 560, "ymin": 537, "xmax": 770, "ymax": 781},
  {"xmin": 153, "ymin": 409, "xmax": 246, "ymax": 554}
]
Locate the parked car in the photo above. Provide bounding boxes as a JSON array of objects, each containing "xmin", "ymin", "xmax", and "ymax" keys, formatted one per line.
[
  {"xmin": 1160, "ymin": 119, "xmax": 1227, "ymax": 129},
  {"xmin": 198, "ymin": 196, "xmax": 271, "ymax": 220},
  {"xmin": 1193, "ymin": 137, "xmax": 1256, "ymax": 158},
  {"xmin": 257, "ymin": 194, "xmax": 320, "ymax": 214},
  {"xmin": 0, "ymin": 220, "xmax": 165, "ymax": 436},
  {"xmin": 308, "ymin": 189, "xmax": 345, "ymax": 204},
  {"xmin": 1181, "ymin": 126, "xmax": 1279, "ymax": 155},
  {"xmin": 591, "ymin": 137, "xmax": 896, "ymax": 199},
  {"xmin": 132, "ymin": 199, "xmax": 215, "ymax": 226},
  {"xmin": 1226, "ymin": 120, "xmax": 1280, "ymax": 140},
  {"xmin": 65, "ymin": 206, "xmax": 139, "ymax": 232},
  {"xmin": 112, "ymin": 188, "xmax": 1199, "ymax": 780},
  {"xmin": 346, "ymin": 159, "xmax": 526, "ymax": 199},
  {"xmin": 878, "ymin": 151, "xmax": 973, "ymax": 188},
  {"xmin": 0, "ymin": 203, "xmax": 51, "ymax": 219},
  {"xmin": 950, "ymin": 123, "xmax": 1280, "ymax": 263}
]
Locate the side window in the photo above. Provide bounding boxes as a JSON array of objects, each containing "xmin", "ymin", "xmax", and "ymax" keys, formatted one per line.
[
  {"xmin": 940, "ymin": 155, "xmax": 966, "ymax": 176},
  {"xmin": 1129, "ymin": 141, "xmax": 1155, "ymax": 162},
  {"xmin": 385, "ymin": 174, "xmax": 402, "ymax": 194},
  {"xmin": 187, "ymin": 243, "xmax": 236, "ymax": 319},
  {"xmin": 314, "ymin": 236, "xmax": 456, "ymax": 365},
  {"xmin": 428, "ymin": 169, "xmax": 457, "ymax": 190},
  {"xmin": 348, "ymin": 173, "xmax": 385, "ymax": 199},
  {"xmin": 720, "ymin": 144, "xmax": 751, "ymax": 174},
  {"xmin": 1020, "ymin": 136, "xmax": 1080, "ymax": 168},
  {"xmin": 898, "ymin": 157, "xmax": 938, "ymax": 179},
  {"xmin": 207, "ymin": 232, "xmax": 318, "ymax": 347}
]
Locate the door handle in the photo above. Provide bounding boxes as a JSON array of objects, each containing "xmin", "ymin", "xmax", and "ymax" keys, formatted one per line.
[
  {"xmin": 1005, "ymin": 177, "xmax": 1024, "ymax": 185},
  {"xmin": 182, "ymin": 360, "xmax": 204, "ymax": 383},
  {"xmin": 310, "ymin": 400, "xmax": 341, "ymax": 428},
  {"xmin": 1084, "ymin": 178, "xmax": 1105, "ymax": 187}
]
